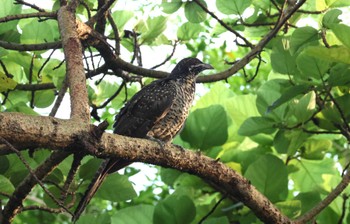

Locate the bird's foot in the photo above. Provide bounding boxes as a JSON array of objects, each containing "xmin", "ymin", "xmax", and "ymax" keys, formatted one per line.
[
  {"xmin": 172, "ymin": 144, "xmax": 185, "ymax": 152},
  {"xmin": 146, "ymin": 136, "xmax": 167, "ymax": 149}
]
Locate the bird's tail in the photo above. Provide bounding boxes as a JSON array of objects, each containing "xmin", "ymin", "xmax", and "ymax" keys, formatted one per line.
[{"xmin": 72, "ymin": 159, "xmax": 131, "ymax": 222}]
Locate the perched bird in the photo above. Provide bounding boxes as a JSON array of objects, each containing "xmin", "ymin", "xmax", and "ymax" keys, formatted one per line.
[{"xmin": 72, "ymin": 57, "xmax": 213, "ymax": 221}]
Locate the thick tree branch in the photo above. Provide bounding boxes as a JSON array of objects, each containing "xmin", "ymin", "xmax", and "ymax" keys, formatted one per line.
[
  {"xmin": 0, "ymin": 112, "xmax": 291, "ymax": 223},
  {"xmin": 57, "ymin": 6, "xmax": 89, "ymax": 121},
  {"xmin": 0, "ymin": 12, "xmax": 56, "ymax": 23},
  {"xmin": 0, "ymin": 40, "xmax": 61, "ymax": 51}
]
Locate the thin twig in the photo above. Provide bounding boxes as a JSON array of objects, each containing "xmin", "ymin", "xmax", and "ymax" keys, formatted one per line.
[
  {"xmin": 14, "ymin": 0, "xmax": 46, "ymax": 12},
  {"xmin": 192, "ymin": 0, "xmax": 253, "ymax": 48},
  {"xmin": 150, "ymin": 41, "xmax": 178, "ymax": 70},
  {"xmin": 198, "ymin": 195, "xmax": 227, "ymax": 224}
]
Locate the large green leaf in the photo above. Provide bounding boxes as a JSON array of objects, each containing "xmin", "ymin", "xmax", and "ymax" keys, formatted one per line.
[
  {"xmin": 184, "ymin": 0, "xmax": 207, "ymax": 23},
  {"xmin": 111, "ymin": 10, "xmax": 134, "ymax": 31},
  {"xmin": 177, "ymin": 22, "xmax": 203, "ymax": 41},
  {"xmin": 0, "ymin": 175, "xmax": 15, "ymax": 199},
  {"xmin": 136, "ymin": 16, "xmax": 167, "ymax": 44},
  {"xmin": 289, "ymin": 91, "xmax": 317, "ymax": 122},
  {"xmin": 296, "ymin": 53, "xmax": 331, "ymax": 80},
  {"xmin": 270, "ymin": 38, "xmax": 299, "ymax": 75},
  {"xmin": 238, "ymin": 116, "xmax": 276, "ymax": 136},
  {"xmin": 275, "ymin": 200, "xmax": 301, "ymax": 219},
  {"xmin": 216, "ymin": 0, "xmax": 252, "ymax": 15},
  {"xmin": 290, "ymin": 27, "xmax": 319, "ymax": 55},
  {"xmin": 33, "ymin": 90, "xmax": 55, "ymax": 108},
  {"xmin": 96, "ymin": 173, "xmax": 137, "ymax": 202},
  {"xmin": 274, "ymin": 130, "xmax": 309, "ymax": 155},
  {"xmin": 330, "ymin": 23, "xmax": 350, "ymax": 48},
  {"xmin": 289, "ymin": 158, "xmax": 339, "ymax": 193},
  {"xmin": 0, "ymin": 156, "xmax": 10, "ymax": 174},
  {"xmin": 0, "ymin": 0, "xmax": 22, "ymax": 35},
  {"xmin": 154, "ymin": 194, "xmax": 195, "ymax": 224},
  {"xmin": 0, "ymin": 71, "xmax": 17, "ymax": 92},
  {"xmin": 267, "ymin": 84, "xmax": 311, "ymax": 112},
  {"xmin": 328, "ymin": 63, "xmax": 350, "ymax": 86},
  {"xmin": 322, "ymin": 9, "xmax": 342, "ymax": 28},
  {"xmin": 256, "ymin": 79, "xmax": 290, "ymax": 120},
  {"xmin": 111, "ymin": 204, "xmax": 154, "ymax": 224},
  {"xmin": 181, "ymin": 105, "xmax": 228, "ymax": 150},
  {"xmin": 77, "ymin": 213, "xmax": 111, "ymax": 224},
  {"xmin": 304, "ymin": 45, "xmax": 350, "ymax": 64},
  {"xmin": 161, "ymin": 0, "xmax": 183, "ymax": 14},
  {"xmin": 301, "ymin": 139, "xmax": 332, "ymax": 160},
  {"xmin": 244, "ymin": 154, "xmax": 288, "ymax": 202},
  {"xmin": 326, "ymin": 0, "xmax": 350, "ymax": 7},
  {"xmin": 20, "ymin": 19, "xmax": 58, "ymax": 44}
]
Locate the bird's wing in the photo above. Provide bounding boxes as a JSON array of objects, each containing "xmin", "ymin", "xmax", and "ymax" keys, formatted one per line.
[{"xmin": 113, "ymin": 79, "xmax": 176, "ymax": 137}]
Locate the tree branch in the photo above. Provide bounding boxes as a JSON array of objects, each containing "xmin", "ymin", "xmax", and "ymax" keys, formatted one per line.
[
  {"xmin": 0, "ymin": 112, "xmax": 291, "ymax": 223},
  {"xmin": 295, "ymin": 168, "xmax": 350, "ymax": 223},
  {"xmin": 57, "ymin": 6, "xmax": 89, "ymax": 121}
]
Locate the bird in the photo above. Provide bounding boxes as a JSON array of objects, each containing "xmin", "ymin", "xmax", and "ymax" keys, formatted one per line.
[{"xmin": 72, "ymin": 57, "xmax": 213, "ymax": 221}]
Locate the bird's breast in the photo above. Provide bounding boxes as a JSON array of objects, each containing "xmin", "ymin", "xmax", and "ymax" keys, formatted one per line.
[{"xmin": 148, "ymin": 78, "xmax": 196, "ymax": 142}]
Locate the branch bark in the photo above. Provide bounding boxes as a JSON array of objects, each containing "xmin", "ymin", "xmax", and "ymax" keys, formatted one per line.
[
  {"xmin": 57, "ymin": 6, "xmax": 89, "ymax": 121},
  {"xmin": 0, "ymin": 112, "xmax": 291, "ymax": 223}
]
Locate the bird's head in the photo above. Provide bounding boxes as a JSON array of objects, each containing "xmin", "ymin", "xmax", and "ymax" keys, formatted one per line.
[{"xmin": 169, "ymin": 57, "xmax": 213, "ymax": 78}]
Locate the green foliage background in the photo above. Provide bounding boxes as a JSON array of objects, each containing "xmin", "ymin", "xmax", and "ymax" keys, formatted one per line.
[{"xmin": 1, "ymin": 0, "xmax": 350, "ymax": 223}]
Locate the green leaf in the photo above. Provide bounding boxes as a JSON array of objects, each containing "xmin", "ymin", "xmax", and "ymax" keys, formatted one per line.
[
  {"xmin": 329, "ymin": 63, "xmax": 350, "ymax": 86},
  {"xmin": 256, "ymin": 79, "xmax": 290, "ymax": 120},
  {"xmin": 0, "ymin": 175, "xmax": 15, "ymax": 198},
  {"xmin": 0, "ymin": 0, "xmax": 22, "ymax": 35},
  {"xmin": 304, "ymin": 46, "xmax": 350, "ymax": 64},
  {"xmin": 6, "ymin": 102, "xmax": 38, "ymax": 115},
  {"xmin": 290, "ymin": 91, "xmax": 317, "ymax": 122},
  {"xmin": 267, "ymin": 84, "xmax": 311, "ymax": 112},
  {"xmin": 238, "ymin": 116, "xmax": 276, "ymax": 136},
  {"xmin": 0, "ymin": 71, "xmax": 17, "ymax": 92},
  {"xmin": 270, "ymin": 38, "xmax": 299, "ymax": 75},
  {"xmin": 136, "ymin": 16, "xmax": 167, "ymax": 44},
  {"xmin": 274, "ymin": 130, "xmax": 309, "ymax": 155},
  {"xmin": 295, "ymin": 192, "xmax": 321, "ymax": 214},
  {"xmin": 161, "ymin": 0, "xmax": 182, "ymax": 14},
  {"xmin": 79, "ymin": 158, "xmax": 102, "ymax": 179},
  {"xmin": 275, "ymin": 200, "xmax": 301, "ymax": 218},
  {"xmin": 0, "ymin": 156, "xmax": 10, "ymax": 174},
  {"xmin": 111, "ymin": 205, "xmax": 154, "ymax": 224},
  {"xmin": 96, "ymin": 173, "xmax": 137, "ymax": 202},
  {"xmin": 111, "ymin": 10, "xmax": 134, "ymax": 31},
  {"xmin": 181, "ymin": 105, "xmax": 228, "ymax": 150},
  {"xmin": 290, "ymin": 27, "xmax": 319, "ymax": 55},
  {"xmin": 184, "ymin": 0, "xmax": 207, "ymax": 23},
  {"xmin": 77, "ymin": 213, "xmax": 111, "ymax": 224},
  {"xmin": 289, "ymin": 158, "xmax": 339, "ymax": 193},
  {"xmin": 202, "ymin": 217, "xmax": 229, "ymax": 224},
  {"xmin": 322, "ymin": 9, "xmax": 342, "ymax": 28},
  {"xmin": 177, "ymin": 22, "xmax": 203, "ymax": 41},
  {"xmin": 301, "ymin": 139, "xmax": 332, "ymax": 160},
  {"xmin": 43, "ymin": 186, "xmax": 73, "ymax": 208},
  {"xmin": 154, "ymin": 194, "xmax": 195, "ymax": 224},
  {"xmin": 33, "ymin": 90, "xmax": 55, "ymax": 108},
  {"xmin": 20, "ymin": 19, "xmax": 58, "ymax": 44},
  {"xmin": 216, "ymin": 0, "xmax": 252, "ymax": 15},
  {"xmin": 296, "ymin": 53, "xmax": 331, "ymax": 80},
  {"xmin": 160, "ymin": 168, "xmax": 182, "ymax": 187},
  {"xmin": 330, "ymin": 23, "xmax": 350, "ymax": 48},
  {"xmin": 244, "ymin": 154, "xmax": 288, "ymax": 202},
  {"xmin": 326, "ymin": 0, "xmax": 350, "ymax": 7}
]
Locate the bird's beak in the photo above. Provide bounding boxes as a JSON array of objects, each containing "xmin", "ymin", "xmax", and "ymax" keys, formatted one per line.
[{"xmin": 201, "ymin": 63, "xmax": 214, "ymax": 70}]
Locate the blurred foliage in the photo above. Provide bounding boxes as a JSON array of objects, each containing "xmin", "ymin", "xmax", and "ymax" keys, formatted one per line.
[{"xmin": 1, "ymin": 0, "xmax": 350, "ymax": 223}]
